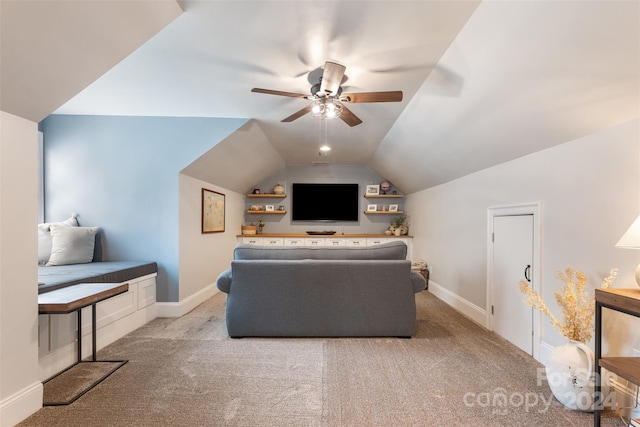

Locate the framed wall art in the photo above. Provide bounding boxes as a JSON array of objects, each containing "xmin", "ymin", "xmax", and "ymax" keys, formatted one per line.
[
  {"xmin": 202, "ymin": 188, "xmax": 225, "ymax": 233},
  {"xmin": 366, "ymin": 184, "xmax": 380, "ymax": 196}
]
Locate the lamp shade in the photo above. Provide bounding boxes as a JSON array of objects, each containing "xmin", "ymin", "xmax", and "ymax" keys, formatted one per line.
[{"xmin": 616, "ymin": 215, "xmax": 640, "ymax": 248}]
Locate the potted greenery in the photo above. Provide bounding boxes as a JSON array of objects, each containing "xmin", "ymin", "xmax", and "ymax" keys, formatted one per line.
[{"xmin": 390, "ymin": 215, "xmax": 408, "ymax": 236}]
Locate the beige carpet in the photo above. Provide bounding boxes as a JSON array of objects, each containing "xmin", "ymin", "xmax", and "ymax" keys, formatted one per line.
[{"xmin": 19, "ymin": 291, "xmax": 626, "ymax": 426}]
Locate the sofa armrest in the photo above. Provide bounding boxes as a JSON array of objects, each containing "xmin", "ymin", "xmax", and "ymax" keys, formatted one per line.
[
  {"xmin": 410, "ymin": 270, "xmax": 426, "ymax": 293},
  {"xmin": 216, "ymin": 268, "xmax": 233, "ymax": 293}
]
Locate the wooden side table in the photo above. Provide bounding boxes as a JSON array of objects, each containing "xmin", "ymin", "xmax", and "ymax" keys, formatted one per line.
[
  {"xmin": 38, "ymin": 282, "xmax": 129, "ymax": 405},
  {"xmin": 594, "ymin": 288, "xmax": 640, "ymax": 426}
]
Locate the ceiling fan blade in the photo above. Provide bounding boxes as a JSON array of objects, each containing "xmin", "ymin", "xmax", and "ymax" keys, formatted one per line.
[
  {"xmin": 282, "ymin": 105, "xmax": 313, "ymax": 122},
  {"xmin": 341, "ymin": 91, "xmax": 403, "ymax": 103},
  {"xmin": 251, "ymin": 88, "xmax": 308, "ymax": 98},
  {"xmin": 339, "ymin": 104, "xmax": 363, "ymax": 127},
  {"xmin": 319, "ymin": 61, "xmax": 346, "ymax": 96}
]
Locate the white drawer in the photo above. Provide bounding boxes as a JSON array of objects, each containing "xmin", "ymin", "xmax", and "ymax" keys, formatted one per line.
[
  {"xmin": 242, "ymin": 237, "xmax": 263, "ymax": 245},
  {"xmin": 346, "ymin": 238, "xmax": 367, "ymax": 247},
  {"xmin": 325, "ymin": 239, "xmax": 346, "ymax": 246},
  {"xmin": 284, "ymin": 238, "xmax": 305, "ymax": 246},
  {"xmin": 367, "ymin": 237, "xmax": 390, "ymax": 246},
  {"xmin": 304, "ymin": 238, "xmax": 325, "ymax": 246},
  {"xmin": 263, "ymin": 238, "xmax": 284, "ymax": 246}
]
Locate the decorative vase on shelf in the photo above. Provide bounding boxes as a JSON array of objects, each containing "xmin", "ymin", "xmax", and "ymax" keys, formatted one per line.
[
  {"xmin": 545, "ymin": 340, "xmax": 595, "ymax": 412},
  {"xmin": 273, "ymin": 184, "xmax": 285, "ymax": 194},
  {"xmin": 394, "ymin": 228, "xmax": 402, "ymax": 236}
]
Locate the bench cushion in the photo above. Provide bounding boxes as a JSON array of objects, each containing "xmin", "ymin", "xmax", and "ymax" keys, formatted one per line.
[{"xmin": 38, "ymin": 261, "xmax": 158, "ymax": 294}]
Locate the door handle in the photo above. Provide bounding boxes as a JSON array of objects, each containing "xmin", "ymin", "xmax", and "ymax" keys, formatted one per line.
[{"xmin": 524, "ymin": 265, "xmax": 531, "ymax": 282}]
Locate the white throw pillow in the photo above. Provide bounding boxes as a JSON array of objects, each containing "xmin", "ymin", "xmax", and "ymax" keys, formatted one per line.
[
  {"xmin": 37, "ymin": 215, "xmax": 78, "ymax": 265},
  {"xmin": 46, "ymin": 226, "xmax": 99, "ymax": 266}
]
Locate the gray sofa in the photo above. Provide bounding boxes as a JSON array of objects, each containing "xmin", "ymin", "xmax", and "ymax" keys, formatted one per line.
[{"xmin": 216, "ymin": 241, "xmax": 426, "ymax": 338}]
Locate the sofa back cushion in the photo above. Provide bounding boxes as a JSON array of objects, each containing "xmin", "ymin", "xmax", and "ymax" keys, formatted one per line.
[{"xmin": 233, "ymin": 240, "xmax": 407, "ymax": 260}]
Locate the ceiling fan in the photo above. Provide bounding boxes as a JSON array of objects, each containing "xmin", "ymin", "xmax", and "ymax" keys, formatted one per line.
[{"xmin": 251, "ymin": 61, "xmax": 403, "ymax": 127}]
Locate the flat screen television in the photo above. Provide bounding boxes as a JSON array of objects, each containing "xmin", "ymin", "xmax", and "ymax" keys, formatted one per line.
[{"xmin": 291, "ymin": 183, "xmax": 359, "ymax": 222}]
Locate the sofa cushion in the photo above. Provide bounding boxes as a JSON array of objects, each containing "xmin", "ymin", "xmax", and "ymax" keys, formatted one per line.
[{"xmin": 233, "ymin": 241, "xmax": 407, "ymax": 261}]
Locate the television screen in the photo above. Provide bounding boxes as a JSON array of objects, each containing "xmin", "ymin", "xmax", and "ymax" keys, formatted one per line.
[{"xmin": 291, "ymin": 183, "xmax": 359, "ymax": 222}]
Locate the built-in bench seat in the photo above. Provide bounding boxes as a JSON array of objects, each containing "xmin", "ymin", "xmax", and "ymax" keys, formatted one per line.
[
  {"xmin": 38, "ymin": 261, "xmax": 158, "ymax": 293},
  {"xmin": 37, "ymin": 261, "xmax": 159, "ymax": 380}
]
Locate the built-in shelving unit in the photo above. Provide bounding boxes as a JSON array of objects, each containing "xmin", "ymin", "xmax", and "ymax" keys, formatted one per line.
[
  {"xmin": 364, "ymin": 191, "xmax": 405, "ymax": 215},
  {"xmin": 247, "ymin": 210, "xmax": 286, "ymax": 214},
  {"xmin": 246, "ymin": 193, "xmax": 287, "ymax": 215},
  {"xmin": 364, "ymin": 194, "xmax": 404, "ymax": 198},
  {"xmin": 364, "ymin": 211, "xmax": 405, "ymax": 215},
  {"xmin": 247, "ymin": 193, "xmax": 286, "ymax": 198}
]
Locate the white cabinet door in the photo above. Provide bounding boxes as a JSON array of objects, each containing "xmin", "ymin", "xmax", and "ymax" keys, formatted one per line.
[
  {"xmin": 345, "ymin": 238, "xmax": 366, "ymax": 247},
  {"xmin": 304, "ymin": 238, "xmax": 325, "ymax": 246},
  {"xmin": 325, "ymin": 239, "xmax": 346, "ymax": 246},
  {"xmin": 284, "ymin": 238, "xmax": 305, "ymax": 246}
]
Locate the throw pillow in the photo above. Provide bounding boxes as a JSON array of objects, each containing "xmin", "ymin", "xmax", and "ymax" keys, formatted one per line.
[
  {"xmin": 37, "ymin": 215, "xmax": 78, "ymax": 265},
  {"xmin": 46, "ymin": 226, "xmax": 99, "ymax": 266}
]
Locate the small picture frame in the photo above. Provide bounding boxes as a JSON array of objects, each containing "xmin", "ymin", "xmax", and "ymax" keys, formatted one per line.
[
  {"xmin": 265, "ymin": 205, "xmax": 275, "ymax": 211},
  {"xmin": 389, "ymin": 204, "xmax": 399, "ymax": 212},
  {"xmin": 366, "ymin": 185, "xmax": 380, "ymax": 196},
  {"xmin": 367, "ymin": 204, "xmax": 378, "ymax": 212}
]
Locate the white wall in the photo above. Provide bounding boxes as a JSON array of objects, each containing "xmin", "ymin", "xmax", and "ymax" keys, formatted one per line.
[
  {"xmin": 0, "ymin": 111, "xmax": 42, "ymax": 425},
  {"xmin": 177, "ymin": 174, "xmax": 244, "ymax": 313},
  {"xmin": 407, "ymin": 119, "xmax": 640, "ymax": 355}
]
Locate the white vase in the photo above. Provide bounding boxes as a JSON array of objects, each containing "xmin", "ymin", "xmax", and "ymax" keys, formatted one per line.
[
  {"xmin": 394, "ymin": 228, "xmax": 402, "ymax": 236},
  {"xmin": 273, "ymin": 184, "xmax": 285, "ymax": 194},
  {"xmin": 545, "ymin": 340, "xmax": 595, "ymax": 412}
]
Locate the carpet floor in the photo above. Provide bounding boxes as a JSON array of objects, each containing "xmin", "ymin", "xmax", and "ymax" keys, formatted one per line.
[{"xmin": 19, "ymin": 291, "xmax": 626, "ymax": 426}]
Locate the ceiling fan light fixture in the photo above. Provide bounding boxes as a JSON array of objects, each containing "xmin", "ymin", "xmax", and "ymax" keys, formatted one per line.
[{"xmin": 311, "ymin": 97, "xmax": 343, "ymax": 119}]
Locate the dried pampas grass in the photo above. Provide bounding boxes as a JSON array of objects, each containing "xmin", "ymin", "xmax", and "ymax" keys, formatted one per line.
[{"xmin": 519, "ymin": 266, "xmax": 617, "ymax": 342}]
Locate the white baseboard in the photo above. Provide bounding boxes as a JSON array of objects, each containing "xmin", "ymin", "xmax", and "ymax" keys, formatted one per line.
[
  {"xmin": 428, "ymin": 280, "xmax": 486, "ymax": 326},
  {"xmin": 0, "ymin": 381, "xmax": 42, "ymax": 427},
  {"xmin": 538, "ymin": 340, "xmax": 554, "ymax": 366},
  {"xmin": 156, "ymin": 284, "xmax": 219, "ymax": 318}
]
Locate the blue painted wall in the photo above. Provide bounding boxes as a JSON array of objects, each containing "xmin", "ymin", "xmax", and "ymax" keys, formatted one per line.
[{"xmin": 39, "ymin": 115, "xmax": 248, "ymax": 302}]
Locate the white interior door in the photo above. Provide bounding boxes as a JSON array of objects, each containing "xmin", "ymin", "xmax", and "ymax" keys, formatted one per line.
[{"xmin": 492, "ymin": 214, "xmax": 534, "ymax": 355}]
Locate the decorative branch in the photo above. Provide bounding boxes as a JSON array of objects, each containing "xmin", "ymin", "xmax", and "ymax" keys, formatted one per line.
[{"xmin": 519, "ymin": 267, "xmax": 617, "ymax": 342}]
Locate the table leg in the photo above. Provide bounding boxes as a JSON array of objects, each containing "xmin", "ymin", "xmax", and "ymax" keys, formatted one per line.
[
  {"xmin": 92, "ymin": 303, "xmax": 97, "ymax": 362},
  {"xmin": 594, "ymin": 302, "xmax": 602, "ymax": 427},
  {"xmin": 77, "ymin": 309, "xmax": 82, "ymax": 363}
]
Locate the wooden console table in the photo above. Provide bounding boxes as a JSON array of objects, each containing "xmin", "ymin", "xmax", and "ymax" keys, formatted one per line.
[
  {"xmin": 594, "ymin": 288, "xmax": 640, "ymax": 426},
  {"xmin": 38, "ymin": 282, "xmax": 129, "ymax": 405}
]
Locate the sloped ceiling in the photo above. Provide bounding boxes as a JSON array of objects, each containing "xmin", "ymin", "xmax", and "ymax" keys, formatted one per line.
[
  {"xmin": 3, "ymin": 1, "xmax": 638, "ymax": 193},
  {"xmin": 372, "ymin": 0, "xmax": 640, "ymax": 193},
  {"xmin": 181, "ymin": 120, "xmax": 286, "ymax": 194},
  {"xmin": 0, "ymin": 0, "xmax": 183, "ymax": 122}
]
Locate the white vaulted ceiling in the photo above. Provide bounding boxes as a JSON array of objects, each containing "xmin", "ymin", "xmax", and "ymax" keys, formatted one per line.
[{"xmin": 3, "ymin": 1, "xmax": 638, "ymax": 193}]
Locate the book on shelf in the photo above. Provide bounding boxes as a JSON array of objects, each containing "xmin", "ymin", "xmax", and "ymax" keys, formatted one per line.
[{"xmin": 630, "ymin": 417, "xmax": 640, "ymax": 427}]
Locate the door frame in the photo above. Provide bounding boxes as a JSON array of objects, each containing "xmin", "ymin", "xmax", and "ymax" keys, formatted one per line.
[{"xmin": 487, "ymin": 202, "xmax": 542, "ymax": 361}]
